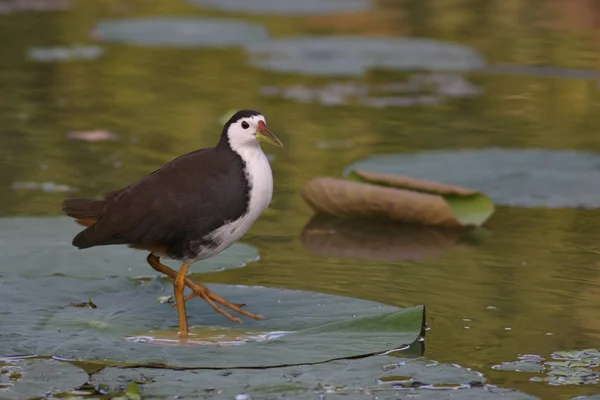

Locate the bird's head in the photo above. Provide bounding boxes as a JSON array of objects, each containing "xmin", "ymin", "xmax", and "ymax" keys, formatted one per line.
[{"xmin": 222, "ymin": 109, "xmax": 283, "ymax": 151}]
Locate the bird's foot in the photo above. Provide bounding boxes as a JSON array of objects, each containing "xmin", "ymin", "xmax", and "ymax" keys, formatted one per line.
[{"xmin": 174, "ymin": 278, "xmax": 266, "ymax": 324}]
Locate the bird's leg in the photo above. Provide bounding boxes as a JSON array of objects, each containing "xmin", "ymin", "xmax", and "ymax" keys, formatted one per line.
[
  {"xmin": 146, "ymin": 254, "xmax": 266, "ymax": 324},
  {"xmin": 174, "ymin": 262, "xmax": 192, "ymax": 336},
  {"xmin": 147, "ymin": 254, "xmax": 244, "ymax": 307}
]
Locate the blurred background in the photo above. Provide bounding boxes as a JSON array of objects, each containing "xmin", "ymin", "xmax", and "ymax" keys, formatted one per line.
[{"xmin": 1, "ymin": 0, "xmax": 600, "ymax": 398}]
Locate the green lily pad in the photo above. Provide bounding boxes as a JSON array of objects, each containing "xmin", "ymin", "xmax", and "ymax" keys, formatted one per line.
[
  {"xmin": 94, "ymin": 17, "xmax": 269, "ymax": 48},
  {"xmin": 0, "ymin": 357, "xmax": 88, "ymax": 399},
  {"xmin": 245, "ymin": 37, "xmax": 484, "ymax": 76},
  {"xmin": 2, "ymin": 355, "xmax": 539, "ymax": 399},
  {"xmin": 0, "ymin": 217, "xmax": 259, "ymax": 278},
  {"xmin": 187, "ymin": 0, "xmax": 371, "ymax": 14},
  {"xmin": 346, "ymin": 149, "xmax": 600, "ymax": 209},
  {"xmin": 0, "ymin": 275, "xmax": 424, "ymax": 368},
  {"xmin": 88, "ymin": 356, "xmax": 539, "ymax": 400}
]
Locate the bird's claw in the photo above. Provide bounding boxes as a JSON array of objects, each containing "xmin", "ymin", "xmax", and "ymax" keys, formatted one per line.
[{"xmin": 169, "ymin": 280, "xmax": 265, "ymax": 324}]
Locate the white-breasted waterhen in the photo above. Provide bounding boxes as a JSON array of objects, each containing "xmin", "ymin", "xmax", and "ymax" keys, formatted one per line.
[{"xmin": 62, "ymin": 110, "xmax": 283, "ymax": 336}]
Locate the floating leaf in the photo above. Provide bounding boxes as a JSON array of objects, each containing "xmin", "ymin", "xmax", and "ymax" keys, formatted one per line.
[
  {"xmin": 89, "ymin": 357, "xmax": 535, "ymax": 399},
  {"xmin": 301, "ymin": 170, "xmax": 494, "ymax": 227},
  {"xmin": 0, "ymin": 357, "xmax": 88, "ymax": 399},
  {"xmin": 187, "ymin": 0, "xmax": 372, "ymax": 15},
  {"xmin": 94, "ymin": 17, "xmax": 269, "ymax": 48},
  {"xmin": 301, "ymin": 215, "xmax": 478, "ymax": 261},
  {"xmin": 3, "ymin": 354, "xmax": 540, "ymax": 399},
  {"xmin": 347, "ymin": 149, "xmax": 600, "ymax": 208},
  {"xmin": 0, "ymin": 275, "xmax": 425, "ymax": 368},
  {"xmin": 0, "ymin": 217, "xmax": 259, "ymax": 278},
  {"xmin": 27, "ymin": 45, "xmax": 103, "ymax": 62},
  {"xmin": 245, "ymin": 37, "xmax": 485, "ymax": 76}
]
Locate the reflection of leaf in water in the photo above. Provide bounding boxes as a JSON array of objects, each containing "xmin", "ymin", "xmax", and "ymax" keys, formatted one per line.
[
  {"xmin": 347, "ymin": 149, "xmax": 600, "ymax": 209},
  {"xmin": 301, "ymin": 171, "xmax": 494, "ymax": 228},
  {"xmin": 94, "ymin": 17, "xmax": 269, "ymax": 48},
  {"xmin": 0, "ymin": 217, "xmax": 259, "ymax": 278},
  {"xmin": 0, "ymin": 275, "xmax": 424, "ymax": 369},
  {"xmin": 245, "ymin": 37, "xmax": 485, "ymax": 76},
  {"xmin": 301, "ymin": 215, "xmax": 477, "ymax": 261},
  {"xmin": 187, "ymin": 0, "xmax": 372, "ymax": 15}
]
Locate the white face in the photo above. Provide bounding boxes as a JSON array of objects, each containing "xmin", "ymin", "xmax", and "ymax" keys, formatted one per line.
[{"xmin": 226, "ymin": 114, "xmax": 266, "ymax": 151}]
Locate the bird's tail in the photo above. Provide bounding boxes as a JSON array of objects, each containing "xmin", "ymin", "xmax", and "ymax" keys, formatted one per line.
[{"xmin": 62, "ymin": 198, "xmax": 106, "ymax": 228}]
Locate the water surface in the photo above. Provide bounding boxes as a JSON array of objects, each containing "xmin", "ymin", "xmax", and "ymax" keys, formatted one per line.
[{"xmin": 1, "ymin": 1, "xmax": 600, "ymax": 399}]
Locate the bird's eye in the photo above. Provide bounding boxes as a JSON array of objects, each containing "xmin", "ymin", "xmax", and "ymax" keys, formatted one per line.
[{"xmin": 241, "ymin": 121, "xmax": 250, "ymax": 129}]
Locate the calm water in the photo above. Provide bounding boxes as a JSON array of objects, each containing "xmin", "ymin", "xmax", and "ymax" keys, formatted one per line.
[{"xmin": 1, "ymin": 1, "xmax": 600, "ymax": 399}]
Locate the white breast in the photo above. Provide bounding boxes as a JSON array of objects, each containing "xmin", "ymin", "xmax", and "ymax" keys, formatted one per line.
[{"xmin": 200, "ymin": 144, "xmax": 273, "ymax": 260}]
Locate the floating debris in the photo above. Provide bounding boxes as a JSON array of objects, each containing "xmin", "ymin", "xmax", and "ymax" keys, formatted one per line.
[
  {"xmin": 27, "ymin": 45, "xmax": 103, "ymax": 62},
  {"xmin": 156, "ymin": 296, "xmax": 172, "ymax": 304},
  {"xmin": 12, "ymin": 181, "xmax": 75, "ymax": 193},
  {"xmin": 69, "ymin": 298, "xmax": 97, "ymax": 309},
  {"xmin": 66, "ymin": 129, "xmax": 118, "ymax": 142},
  {"xmin": 493, "ymin": 349, "xmax": 600, "ymax": 385},
  {"xmin": 259, "ymin": 74, "xmax": 480, "ymax": 108}
]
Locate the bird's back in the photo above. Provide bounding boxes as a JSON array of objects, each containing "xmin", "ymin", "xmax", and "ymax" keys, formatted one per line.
[{"xmin": 63, "ymin": 145, "xmax": 250, "ymax": 260}]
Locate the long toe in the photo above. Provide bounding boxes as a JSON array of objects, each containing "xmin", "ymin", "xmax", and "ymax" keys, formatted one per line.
[{"xmin": 182, "ymin": 278, "xmax": 265, "ymax": 321}]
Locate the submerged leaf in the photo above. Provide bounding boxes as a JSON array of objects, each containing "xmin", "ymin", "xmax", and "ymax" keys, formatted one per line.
[
  {"xmin": 301, "ymin": 170, "xmax": 494, "ymax": 227},
  {"xmin": 245, "ymin": 37, "xmax": 484, "ymax": 76},
  {"xmin": 94, "ymin": 17, "xmax": 269, "ymax": 48},
  {"xmin": 187, "ymin": 0, "xmax": 372, "ymax": 15}
]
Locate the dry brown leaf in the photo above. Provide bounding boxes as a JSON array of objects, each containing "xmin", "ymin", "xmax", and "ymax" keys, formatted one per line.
[{"xmin": 301, "ymin": 177, "xmax": 465, "ymax": 227}]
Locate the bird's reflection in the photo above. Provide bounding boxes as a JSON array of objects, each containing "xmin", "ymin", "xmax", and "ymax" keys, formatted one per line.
[{"xmin": 301, "ymin": 215, "xmax": 486, "ymax": 262}]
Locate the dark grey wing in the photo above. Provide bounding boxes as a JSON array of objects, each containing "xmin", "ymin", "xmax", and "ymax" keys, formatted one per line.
[{"xmin": 72, "ymin": 148, "xmax": 249, "ymax": 255}]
